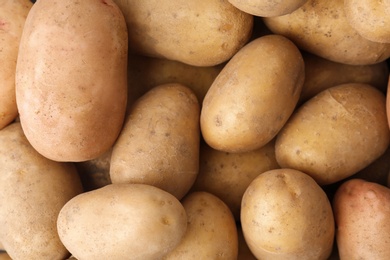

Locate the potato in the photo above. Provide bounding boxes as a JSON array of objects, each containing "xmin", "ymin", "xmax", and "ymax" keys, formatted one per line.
[
  {"xmin": 200, "ymin": 34, "xmax": 304, "ymax": 153},
  {"xmin": 15, "ymin": 0, "xmax": 128, "ymax": 162},
  {"xmin": 113, "ymin": 0, "xmax": 253, "ymax": 66},
  {"xmin": 333, "ymin": 179, "xmax": 390, "ymax": 259},
  {"xmin": 237, "ymin": 224, "xmax": 257, "ymax": 260},
  {"xmin": 344, "ymin": 0, "xmax": 390, "ymax": 43},
  {"xmin": 241, "ymin": 168, "xmax": 335, "ymax": 259},
  {"xmin": 0, "ymin": 0, "xmax": 32, "ymax": 130},
  {"xmin": 110, "ymin": 83, "xmax": 200, "ymax": 199},
  {"xmin": 57, "ymin": 183, "xmax": 187, "ymax": 260},
  {"xmin": 163, "ymin": 192, "xmax": 238, "ymax": 260},
  {"xmin": 276, "ymin": 83, "xmax": 390, "ymax": 185},
  {"xmin": 299, "ymin": 52, "xmax": 389, "ymax": 104},
  {"xmin": 228, "ymin": 0, "xmax": 308, "ymax": 17},
  {"xmin": 191, "ymin": 139, "xmax": 279, "ymax": 220},
  {"xmin": 263, "ymin": 0, "xmax": 390, "ymax": 65},
  {"xmin": 0, "ymin": 123, "xmax": 83, "ymax": 259}
]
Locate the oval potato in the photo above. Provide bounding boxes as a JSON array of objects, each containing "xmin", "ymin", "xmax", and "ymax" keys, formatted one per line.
[{"xmin": 228, "ymin": 0, "xmax": 308, "ymax": 17}]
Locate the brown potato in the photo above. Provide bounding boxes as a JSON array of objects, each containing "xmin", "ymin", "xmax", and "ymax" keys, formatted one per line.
[
  {"xmin": 200, "ymin": 34, "xmax": 304, "ymax": 153},
  {"xmin": 0, "ymin": 0, "xmax": 32, "ymax": 130},
  {"xmin": 228, "ymin": 0, "xmax": 308, "ymax": 17},
  {"xmin": 113, "ymin": 0, "xmax": 253, "ymax": 66},
  {"xmin": 263, "ymin": 0, "xmax": 390, "ymax": 65},
  {"xmin": 333, "ymin": 179, "xmax": 390, "ymax": 259},
  {"xmin": 15, "ymin": 0, "xmax": 128, "ymax": 162},
  {"xmin": 110, "ymin": 83, "xmax": 200, "ymax": 199}
]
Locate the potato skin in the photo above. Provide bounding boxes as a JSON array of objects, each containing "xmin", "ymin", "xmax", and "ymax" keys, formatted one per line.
[
  {"xmin": 333, "ymin": 179, "xmax": 390, "ymax": 259},
  {"xmin": 15, "ymin": 0, "xmax": 128, "ymax": 162},
  {"xmin": 0, "ymin": 123, "xmax": 83, "ymax": 260},
  {"xmin": 241, "ymin": 168, "xmax": 334, "ymax": 260},
  {"xmin": 0, "ymin": 0, "xmax": 32, "ymax": 130},
  {"xmin": 228, "ymin": 0, "xmax": 308, "ymax": 17},
  {"xmin": 200, "ymin": 34, "xmax": 304, "ymax": 153},
  {"xmin": 110, "ymin": 83, "xmax": 200, "ymax": 199},
  {"xmin": 57, "ymin": 184, "xmax": 187, "ymax": 260}
]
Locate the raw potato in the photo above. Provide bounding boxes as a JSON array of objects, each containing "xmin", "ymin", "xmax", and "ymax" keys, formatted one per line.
[
  {"xmin": 0, "ymin": 0, "xmax": 32, "ymax": 130},
  {"xmin": 110, "ymin": 83, "xmax": 200, "ymax": 199},
  {"xmin": 333, "ymin": 179, "xmax": 390, "ymax": 259},
  {"xmin": 276, "ymin": 83, "xmax": 390, "ymax": 185},
  {"xmin": 0, "ymin": 123, "xmax": 83, "ymax": 260},
  {"xmin": 241, "ymin": 168, "xmax": 335, "ymax": 260},
  {"xmin": 113, "ymin": 0, "xmax": 253, "ymax": 66},
  {"xmin": 201, "ymin": 34, "xmax": 304, "ymax": 153},
  {"xmin": 191, "ymin": 139, "xmax": 279, "ymax": 220},
  {"xmin": 228, "ymin": 0, "xmax": 308, "ymax": 17},
  {"xmin": 263, "ymin": 0, "xmax": 390, "ymax": 65},
  {"xmin": 15, "ymin": 0, "xmax": 128, "ymax": 162},
  {"xmin": 163, "ymin": 192, "xmax": 238, "ymax": 260},
  {"xmin": 57, "ymin": 183, "xmax": 187, "ymax": 260},
  {"xmin": 344, "ymin": 0, "xmax": 390, "ymax": 43}
]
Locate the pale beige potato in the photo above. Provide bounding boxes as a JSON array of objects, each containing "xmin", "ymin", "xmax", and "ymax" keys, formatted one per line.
[
  {"xmin": 113, "ymin": 0, "xmax": 253, "ymax": 66},
  {"xmin": 299, "ymin": 52, "xmax": 389, "ymax": 104},
  {"xmin": 200, "ymin": 34, "xmax": 304, "ymax": 153},
  {"xmin": 110, "ymin": 83, "xmax": 200, "ymax": 199},
  {"xmin": 0, "ymin": 123, "xmax": 84, "ymax": 260},
  {"xmin": 191, "ymin": 139, "xmax": 279, "ymax": 220},
  {"xmin": 333, "ymin": 179, "xmax": 390, "ymax": 259},
  {"xmin": 0, "ymin": 0, "xmax": 31, "ymax": 130},
  {"xmin": 15, "ymin": 0, "xmax": 128, "ymax": 162},
  {"xmin": 241, "ymin": 168, "xmax": 335, "ymax": 260},
  {"xmin": 164, "ymin": 192, "xmax": 238, "ymax": 260},
  {"xmin": 276, "ymin": 83, "xmax": 390, "ymax": 185},
  {"xmin": 263, "ymin": 0, "xmax": 390, "ymax": 65},
  {"xmin": 344, "ymin": 0, "xmax": 390, "ymax": 43},
  {"xmin": 228, "ymin": 0, "xmax": 308, "ymax": 17},
  {"xmin": 57, "ymin": 183, "xmax": 187, "ymax": 260}
]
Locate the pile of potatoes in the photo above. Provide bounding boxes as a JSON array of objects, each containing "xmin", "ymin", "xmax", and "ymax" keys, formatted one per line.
[{"xmin": 2, "ymin": 0, "xmax": 390, "ymax": 259}]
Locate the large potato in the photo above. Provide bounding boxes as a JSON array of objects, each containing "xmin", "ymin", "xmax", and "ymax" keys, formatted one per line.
[
  {"xmin": 241, "ymin": 168, "xmax": 335, "ymax": 259},
  {"xmin": 0, "ymin": 0, "xmax": 31, "ymax": 130},
  {"xmin": 15, "ymin": 0, "xmax": 128, "ymax": 162},
  {"xmin": 276, "ymin": 83, "xmax": 390, "ymax": 185},
  {"xmin": 113, "ymin": 0, "xmax": 253, "ymax": 66},
  {"xmin": 201, "ymin": 34, "xmax": 304, "ymax": 153},
  {"xmin": 110, "ymin": 83, "xmax": 200, "ymax": 199},
  {"xmin": 263, "ymin": 0, "xmax": 390, "ymax": 65},
  {"xmin": 57, "ymin": 183, "xmax": 187, "ymax": 260},
  {"xmin": 0, "ymin": 123, "xmax": 83, "ymax": 259},
  {"xmin": 228, "ymin": 0, "xmax": 308, "ymax": 17}
]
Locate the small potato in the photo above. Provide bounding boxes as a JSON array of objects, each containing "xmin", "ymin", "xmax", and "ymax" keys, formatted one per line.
[
  {"xmin": 241, "ymin": 168, "xmax": 335, "ymax": 259},
  {"xmin": 15, "ymin": 0, "xmax": 128, "ymax": 162},
  {"xmin": 57, "ymin": 183, "xmax": 187, "ymax": 260},
  {"xmin": 164, "ymin": 192, "xmax": 238, "ymax": 260},
  {"xmin": 333, "ymin": 179, "xmax": 390, "ymax": 259},
  {"xmin": 110, "ymin": 83, "xmax": 200, "ymax": 199},
  {"xmin": 200, "ymin": 34, "xmax": 304, "ymax": 153},
  {"xmin": 276, "ymin": 83, "xmax": 390, "ymax": 185},
  {"xmin": 113, "ymin": 0, "xmax": 253, "ymax": 66},
  {"xmin": 0, "ymin": 123, "xmax": 84, "ymax": 259},
  {"xmin": 0, "ymin": 0, "xmax": 32, "ymax": 130},
  {"xmin": 228, "ymin": 0, "xmax": 308, "ymax": 17}
]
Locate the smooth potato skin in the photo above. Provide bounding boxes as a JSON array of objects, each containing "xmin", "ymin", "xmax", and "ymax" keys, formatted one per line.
[
  {"xmin": 15, "ymin": 0, "xmax": 128, "ymax": 162},
  {"xmin": 0, "ymin": 123, "xmax": 83, "ymax": 260},
  {"xmin": 0, "ymin": 0, "xmax": 32, "ymax": 130},
  {"xmin": 333, "ymin": 179, "xmax": 390, "ymax": 259},
  {"xmin": 228, "ymin": 0, "xmax": 308, "ymax": 17}
]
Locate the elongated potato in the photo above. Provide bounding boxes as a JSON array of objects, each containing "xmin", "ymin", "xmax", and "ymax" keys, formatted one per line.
[{"xmin": 15, "ymin": 0, "xmax": 128, "ymax": 162}]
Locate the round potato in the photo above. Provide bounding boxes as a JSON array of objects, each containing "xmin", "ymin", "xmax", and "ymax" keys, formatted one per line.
[
  {"xmin": 228, "ymin": 0, "xmax": 308, "ymax": 17},
  {"xmin": 0, "ymin": 123, "xmax": 84, "ymax": 259},
  {"xmin": 241, "ymin": 168, "xmax": 335, "ymax": 260},
  {"xmin": 276, "ymin": 83, "xmax": 390, "ymax": 185},
  {"xmin": 200, "ymin": 34, "xmax": 304, "ymax": 153},
  {"xmin": 110, "ymin": 83, "xmax": 200, "ymax": 199},
  {"xmin": 113, "ymin": 0, "xmax": 253, "ymax": 66},
  {"xmin": 0, "ymin": 0, "xmax": 32, "ymax": 130},
  {"xmin": 57, "ymin": 183, "xmax": 187, "ymax": 260},
  {"xmin": 164, "ymin": 192, "xmax": 238, "ymax": 260},
  {"xmin": 333, "ymin": 179, "xmax": 390, "ymax": 259},
  {"xmin": 15, "ymin": 0, "xmax": 128, "ymax": 162}
]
